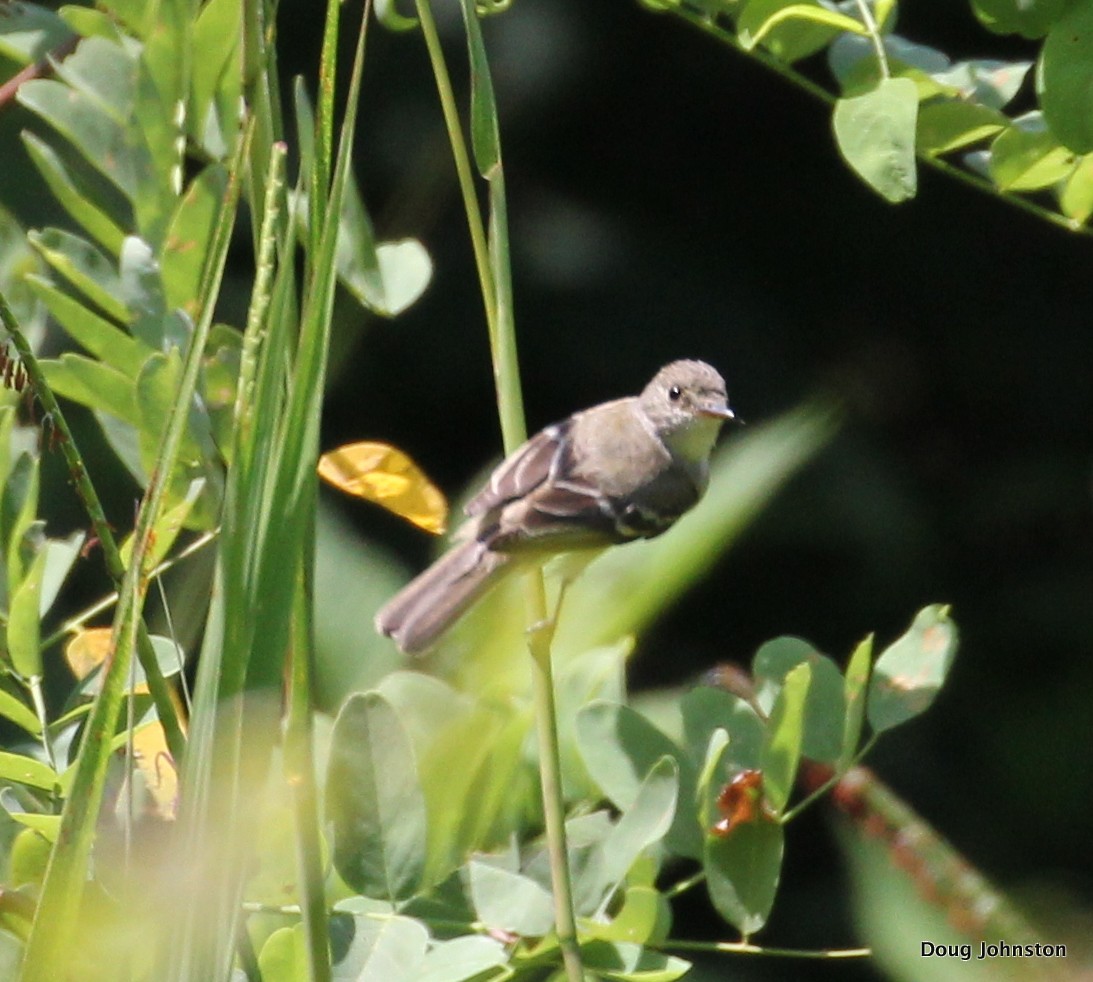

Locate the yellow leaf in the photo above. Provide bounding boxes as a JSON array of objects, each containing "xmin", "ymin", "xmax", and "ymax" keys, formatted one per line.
[
  {"xmin": 130, "ymin": 721, "xmax": 178, "ymax": 821},
  {"xmin": 65, "ymin": 627, "xmax": 113, "ymax": 681},
  {"xmin": 318, "ymin": 441, "xmax": 448, "ymax": 534}
]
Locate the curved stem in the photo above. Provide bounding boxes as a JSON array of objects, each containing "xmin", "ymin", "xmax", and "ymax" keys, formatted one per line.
[{"xmin": 852, "ymin": 0, "xmax": 889, "ymax": 79}]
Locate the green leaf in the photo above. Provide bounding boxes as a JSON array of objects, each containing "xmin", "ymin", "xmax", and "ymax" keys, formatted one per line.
[
  {"xmin": 760, "ymin": 661, "xmax": 810, "ymax": 816},
  {"xmin": 988, "ymin": 113, "xmax": 1076, "ymax": 190},
  {"xmin": 1038, "ymin": 1, "xmax": 1093, "ymax": 153},
  {"xmin": 26, "ymin": 274, "xmax": 148, "ymax": 377},
  {"xmin": 338, "ymin": 235, "xmax": 433, "ymax": 319},
  {"xmin": 695, "ymin": 728, "xmax": 730, "ymax": 829},
  {"xmin": 753, "ymin": 638, "xmax": 845, "ymax": 763},
  {"xmin": 97, "ymin": 0, "xmax": 153, "ymax": 37},
  {"xmin": 27, "ymin": 228, "xmax": 128, "ymax": 324},
  {"xmin": 583, "ymin": 885, "xmax": 670, "ymax": 945},
  {"xmin": 416, "ymin": 936, "xmax": 507, "ymax": 982},
  {"xmin": 916, "ymin": 101, "xmax": 1007, "ymax": 156},
  {"xmin": 0, "ymin": 207, "xmax": 46, "ymax": 350},
  {"xmin": 58, "ymin": 6, "xmax": 126, "ymax": 43},
  {"xmin": 0, "ymin": 689, "xmax": 42, "ymax": 736},
  {"xmin": 257, "ymin": 925, "xmax": 303, "ymax": 982},
  {"xmin": 39, "ymin": 531, "xmax": 86, "ymax": 616},
  {"xmin": 681, "ymin": 686, "xmax": 763, "ymax": 771},
  {"xmin": 41, "ymin": 354, "xmax": 139, "ymax": 425},
  {"xmin": 740, "ymin": 2, "xmax": 866, "ymax": 52},
  {"xmin": 737, "ymin": 0, "xmax": 851, "ymax": 63},
  {"xmin": 330, "ymin": 915, "xmax": 430, "ymax": 982},
  {"xmin": 1058, "ymin": 152, "xmax": 1093, "ymax": 223},
  {"xmin": 163, "ymin": 166, "xmax": 229, "ymax": 317},
  {"xmin": 833, "ymin": 77, "xmax": 919, "ymax": 202},
  {"xmin": 580, "ymin": 940, "xmax": 690, "ymax": 982},
  {"xmin": 703, "ymin": 821, "xmax": 784, "ymax": 937},
  {"xmin": 376, "ymin": 672, "xmax": 525, "ymax": 885},
  {"xmin": 1, "ymin": 452, "xmax": 39, "ymax": 588},
  {"xmin": 576, "ymin": 756, "xmax": 679, "ymax": 915},
  {"xmin": 21, "ymin": 133, "xmax": 129, "ymax": 256},
  {"xmin": 18, "ymin": 77, "xmax": 155, "ymax": 206},
  {"xmin": 135, "ymin": 350, "xmax": 210, "ymax": 480},
  {"xmin": 465, "ymin": 860, "xmax": 555, "ymax": 936},
  {"xmin": 456, "ymin": 0, "xmax": 502, "ymax": 177},
  {"xmin": 840, "ymin": 634, "xmax": 873, "ymax": 770},
  {"xmin": 0, "ymin": 752, "xmax": 58, "ymax": 792},
  {"xmin": 0, "ymin": 2, "xmax": 73, "ymax": 63},
  {"xmin": 867, "ymin": 604, "xmax": 958, "ymax": 733},
  {"xmin": 972, "ymin": 0, "xmax": 1072, "ymax": 39},
  {"xmin": 930, "ymin": 59, "xmax": 1031, "ymax": 110},
  {"xmin": 120, "ymin": 237, "xmax": 186, "ymax": 350},
  {"xmin": 326, "ymin": 692, "xmax": 427, "ymax": 901},
  {"xmin": 0, "ymin": 798, "xmax": 60, "ymax": 841},
  {"xmin": 577, "ymin": 700, "xmax": 702, "ymax": 859},
  {"xmin": 189, "ymin": 0, "xmax": 241, "ymax": 159}
]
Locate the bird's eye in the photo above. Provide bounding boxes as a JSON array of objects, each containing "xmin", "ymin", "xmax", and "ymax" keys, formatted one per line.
[{"xmin": 668, "ymin": 385, "xmax": 682, "ymax": 402}]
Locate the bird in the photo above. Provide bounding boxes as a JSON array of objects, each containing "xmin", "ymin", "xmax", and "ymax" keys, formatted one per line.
[{"xmin": 375, "ymin": 359, "xmax": 736, "ymax": 654}]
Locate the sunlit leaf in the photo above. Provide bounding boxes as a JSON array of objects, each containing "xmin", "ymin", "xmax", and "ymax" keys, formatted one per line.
[
  {"xmin": 8, "ymin": 548, "xmax": 49, "ymax": 678},
  {"xmin": 0, "ymin": 790, "xmax": 61, "ymax": 841},
  {"xmin": 65, "ymin": 627, "xmax": 113, "ymax": 681},
  {"xmin": 989, "ymin": 113, "xmax": 1077, "ymax": 190},
  {"xmin": 867, "ymin": 604, "xmax": 958, "ymax": 732},
  {"xmin": 131, "ymin": 721, "xmax": 178, "ymax": 820},
  {"xmin": 840, "ymin": 633, "xmax": 873, "ymax": 770},
  {"xmin": 319, "ymin": 441, "xmax": 448, "ymax": 534},
  {"xmin": 0, "ymin": 752, "xmax": 58, "ymax": 793},
  {"xmin": 416, "ymin": 936, "xmax": 508, "ymax": 982},
  {"xmin": 466, "ymin": 860, "xmax": 555, "ymax": 936},
  {"xmin": 27, "ymin": 228, "xmax": 128, "ymax": 324},
  {"xmin": 737, "ymin": 0, "xmax": 849, "ymax": 63},
  {"xmin": 740, "ymin": 2, "xmax": 866, "ymax": 52},
  {"xmin": 1059, "ymin": 153, "xmax": 1093, "ymax": 224},
  {"xmin": 916, "ymin": 101, "xmax": 1007, "ymax": 156},
  {"xmin": 163, "ymin": 166, "xmax": 230, "ymax": 317},
  {"xmin": 759, "ymin": 661, "xmax": 810, "ymax": 816},
  {"xmin": 0, "ymin": 689, "xmax": 41, "ymax": 736},
  {"xmin": 833, "ymin": 77, "xmax": 919, "ymax": 202},
  {"xmin": 41, "ymin": 354, "xmax": 139, "ymax": 424}
]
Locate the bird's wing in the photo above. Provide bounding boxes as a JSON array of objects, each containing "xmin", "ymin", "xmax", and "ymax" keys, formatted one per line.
[{"xmin": 465, "ymin": 420, "xmax": 575, "ymax": 516}]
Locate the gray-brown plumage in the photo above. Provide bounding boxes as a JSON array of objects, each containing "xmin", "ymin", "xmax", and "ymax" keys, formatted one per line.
[{"xmin": 375, "ymin": 360, "xmax": 735, "ymax": 653}]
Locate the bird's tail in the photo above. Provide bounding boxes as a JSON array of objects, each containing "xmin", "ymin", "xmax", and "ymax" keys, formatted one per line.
[{"xmin": 375, "ymin": 541, "xmax": 511, "ymax": 654}]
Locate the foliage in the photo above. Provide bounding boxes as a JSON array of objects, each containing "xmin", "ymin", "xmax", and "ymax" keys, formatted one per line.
[
  {"xmin": 0, "ymin": 0, "xmax": 996, "ymax": 979},
  {"xmin": 652, "ymin": 0, "xmax": 1093, "ymax": 229}
]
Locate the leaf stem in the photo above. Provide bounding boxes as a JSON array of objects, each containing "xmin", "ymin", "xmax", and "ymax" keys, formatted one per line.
[
  {"xmin": 852, "ymin": 0, "xmax": 889, "ymax": 79},
  {"xmin": 780, "ymin": 735, "xmax": 877, "ymax": 824},
  {"xmin": 524, "ymin": 577, "xmax": 583, "ymax": 981},
  {"xmin": 661, "ymin": 938, "xmax": 872, "ymax": 959},
  {"xmin": 663, "ymin": 867, "xmax": 706, "ymax": 899}
]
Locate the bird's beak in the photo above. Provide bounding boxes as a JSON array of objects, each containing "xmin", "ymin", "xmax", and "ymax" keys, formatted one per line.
[{"xmin": 698, "ymin": 403, "xmax": 736, "ymax": 422}]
